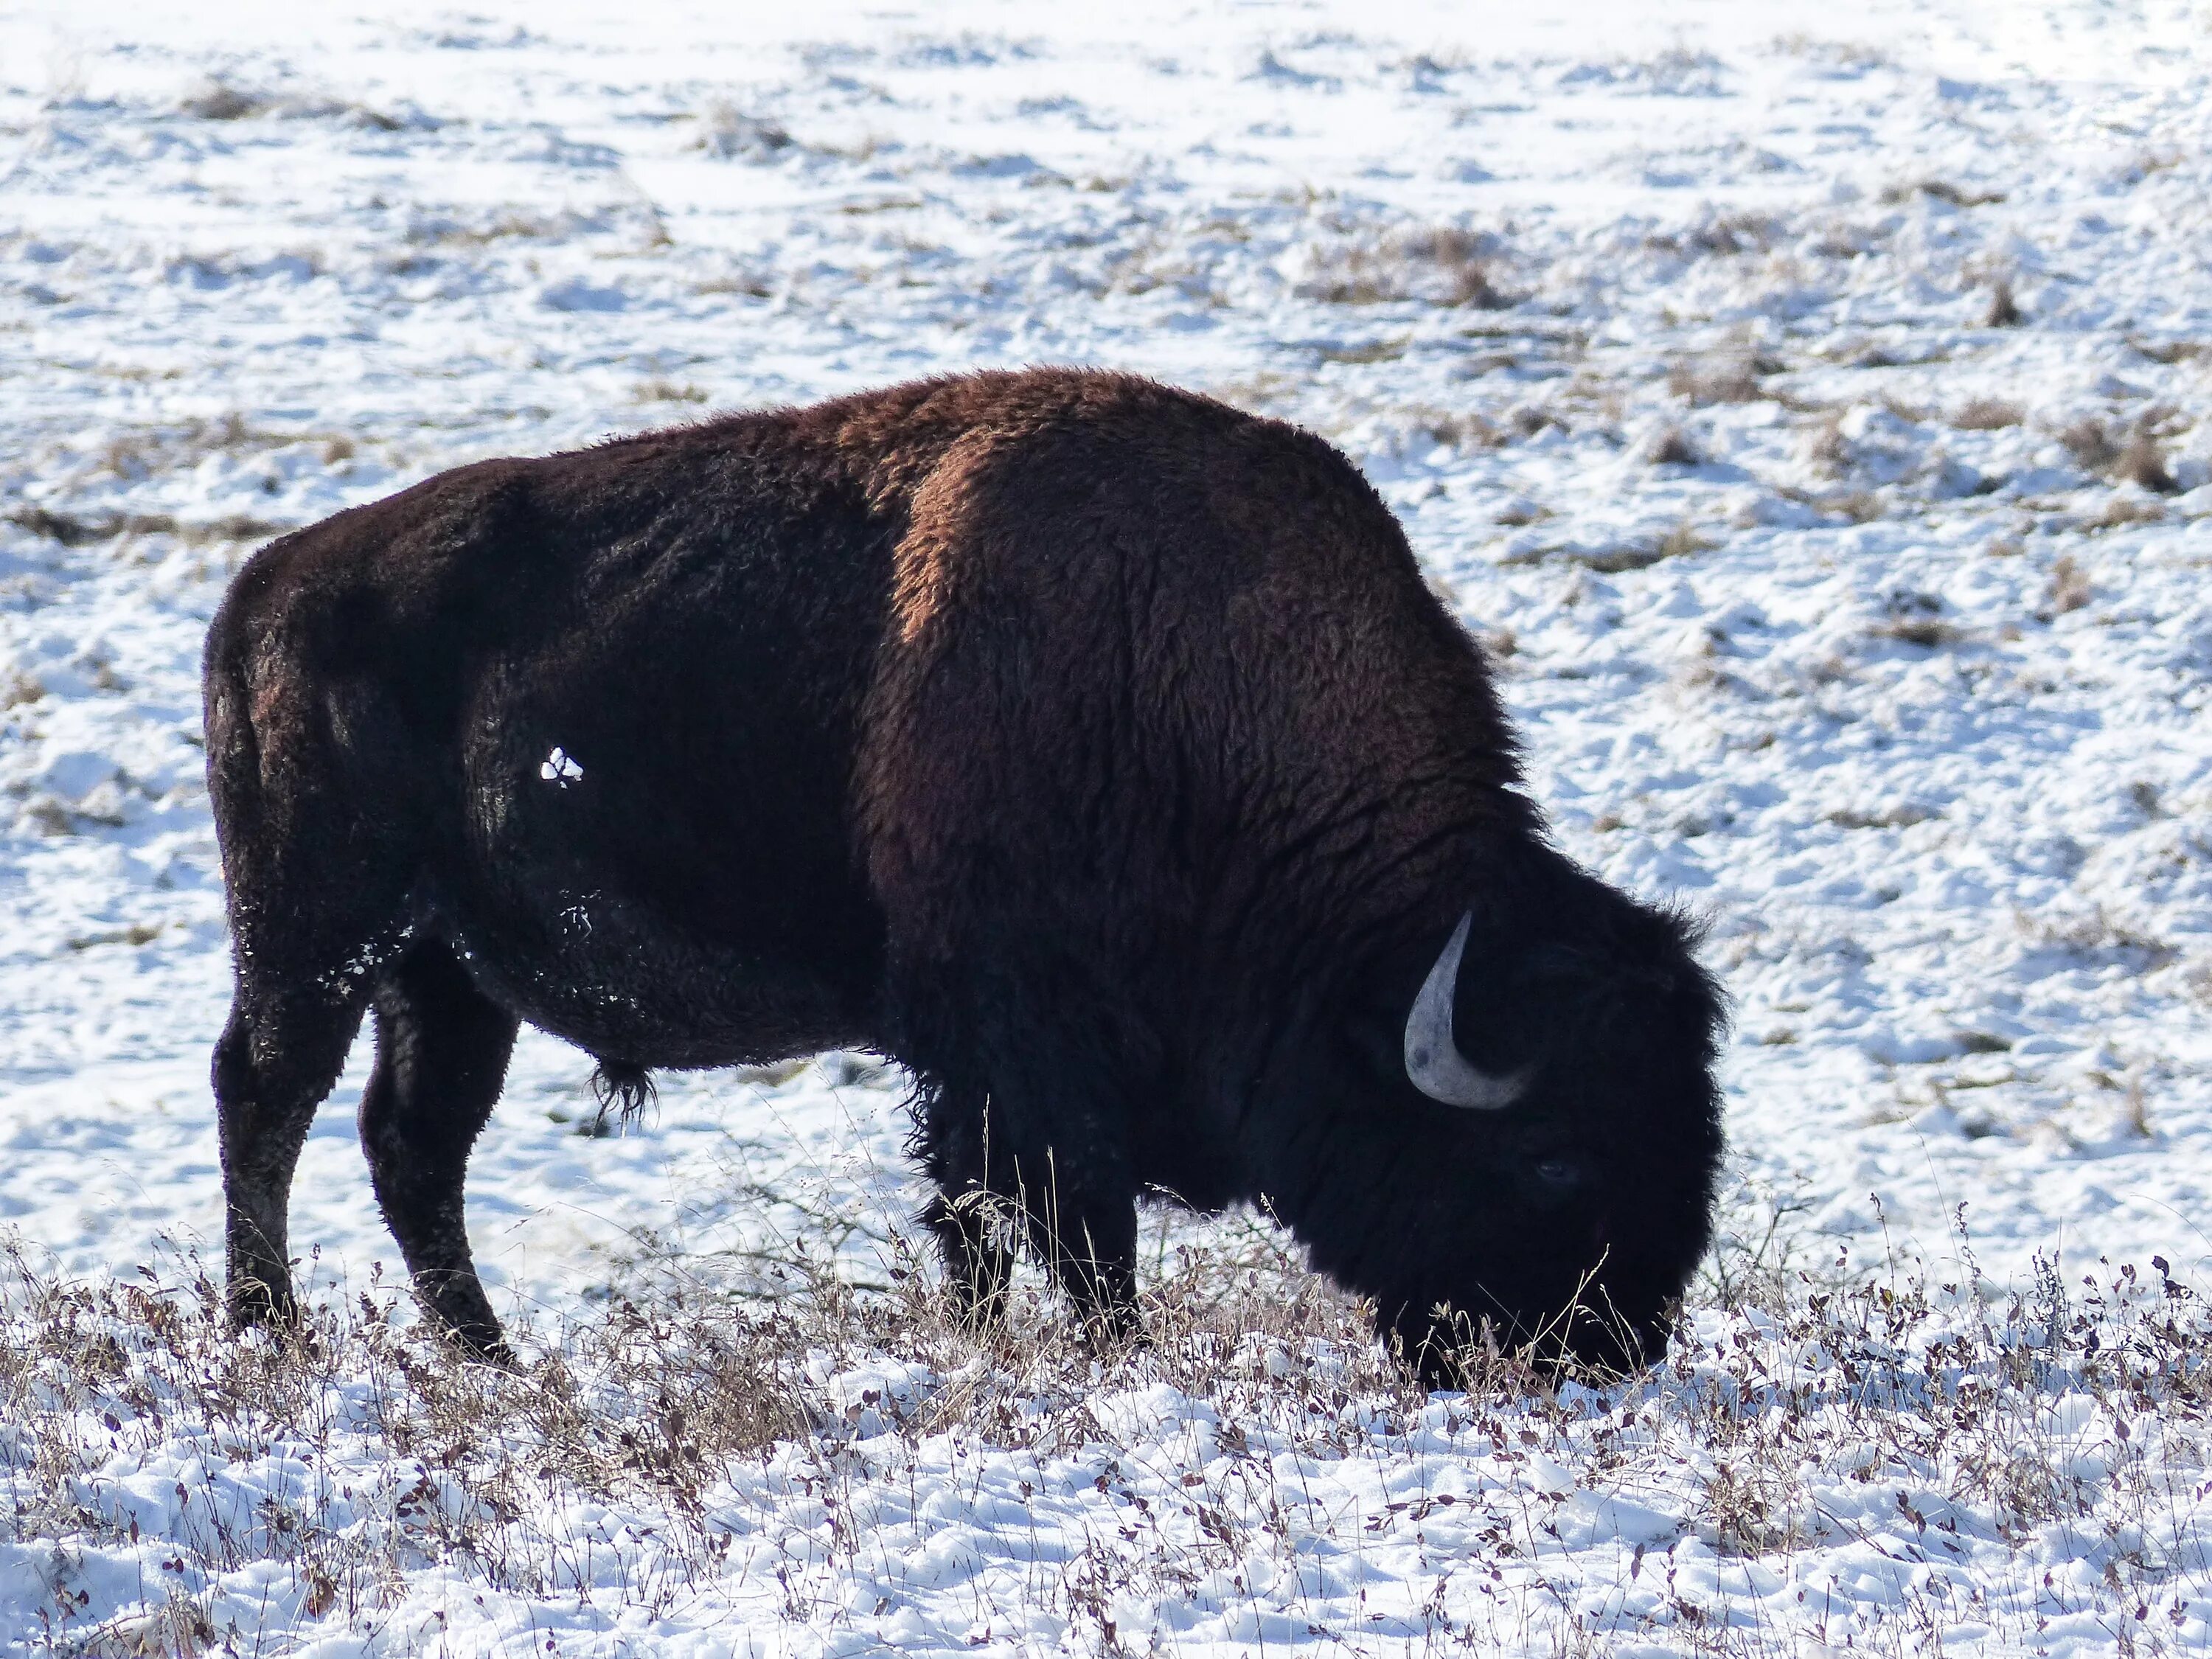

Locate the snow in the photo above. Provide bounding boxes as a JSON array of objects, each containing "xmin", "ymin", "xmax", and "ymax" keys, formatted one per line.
[{"xmin": 3, "ymin": 0, "xmax": 2211, "ymax": 1650}]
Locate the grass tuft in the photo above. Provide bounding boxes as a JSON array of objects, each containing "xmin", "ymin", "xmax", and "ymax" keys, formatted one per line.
[
  {"xmin": 179, "ymin": 80, "xmax": 271, "ymax": 121},
  {"xmin": 1951, "ymin": 397, "xmax": 2024, "ymax": 431},
  {"xmin": 696, "ymin": 101, "xmax": 796, "ymax": 161},
  {"xmin": 1304, "ymin": 226, "xmax": 1512, "ymax": 308},
  {"xmin": 1667, "ymin": 355, "xmax": 1773, "ymax": 406},
  {"xmin": 2116, "ymin": 433, "xmax": 2178, "ymax": 494}
]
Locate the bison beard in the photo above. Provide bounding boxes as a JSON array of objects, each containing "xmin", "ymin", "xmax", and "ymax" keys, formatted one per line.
[{"xmin": 202, "ymin": 369, "xmax": 1725, "ymax": 1382}]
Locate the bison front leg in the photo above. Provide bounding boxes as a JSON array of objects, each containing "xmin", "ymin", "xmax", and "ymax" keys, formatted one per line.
[
  {"xmin": 917, "ymin": 1083, "xmax": 1140, "ymax": 1345},
  {"xmin": 358, "ymin": 942, "xmax": 519, "ymax": 1363},
  {"xmin": 1015, "ymin": 1144, "xmax": 1141, "ymax": 1346},
  {"xmin": 918, "ymin": 1186, "xmax": 1015, "ymax": 1329}
]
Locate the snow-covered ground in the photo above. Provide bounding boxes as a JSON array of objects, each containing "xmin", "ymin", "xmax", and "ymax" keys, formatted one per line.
[{"xmin": 3, "ymin": 0, "xmax": 2211, "ymax": 1651}]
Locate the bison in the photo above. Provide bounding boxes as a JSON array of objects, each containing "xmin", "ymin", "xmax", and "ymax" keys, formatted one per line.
[{"xmin": 204, "ymin": 369, "xmax": 1725, "ymax": 1380}]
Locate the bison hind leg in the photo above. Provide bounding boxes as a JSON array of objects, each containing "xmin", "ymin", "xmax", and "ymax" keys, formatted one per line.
[
  {"xmin": 359, "ymin": 941, "xmax": 520, "ymax": 1363},
  {"xmin": 215, "ymin": 990, "xmax": 369, "ymax": 1335}
]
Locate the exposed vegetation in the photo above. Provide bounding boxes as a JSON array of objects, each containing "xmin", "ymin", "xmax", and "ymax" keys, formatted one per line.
[{"xmin": 3, "ymin": 1224, "xmax": 2205, "ymax": 1655}]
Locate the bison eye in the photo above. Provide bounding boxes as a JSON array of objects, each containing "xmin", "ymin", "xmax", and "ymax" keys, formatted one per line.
[{"xmin": 1531, "ymin": 1155, "xmax": 1582, "ymax": 1189}]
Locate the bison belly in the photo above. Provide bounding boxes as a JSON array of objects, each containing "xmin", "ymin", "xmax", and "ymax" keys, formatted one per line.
[{"xmin": 428, "ymin": 664, "xmax": 886, "ymax": 1073}]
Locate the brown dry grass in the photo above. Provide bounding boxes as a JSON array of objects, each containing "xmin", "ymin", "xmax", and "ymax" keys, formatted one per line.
[
  {"xmin": 2057, "ymin": 418, "xmax": 2179, "ymax": 498},
  {"xmin": 1951, "ymin": 397, "xmax": 2024, "ymax": 431},
  {"xmin": 1666, "ymin": 355, "xmax": 1776, "ymax": 407},
  {"xmin": 1803, "ymin": 411, "xmax": 1849, "ymax": 476},
  {"xmin": 2116, "ymin": 434, "xmax": 2178, "ymax": 494},
  {"xmin": 4, "ymin": 1221, "xmax": 2209, "ymax": 1655},
  {"xmin": 695, "ymin": 101, "xmax": 796, "ymax": 160},
  {"xmin": 632, "ymin": 379, "xmax": 711, "ymax": 405},
  {"xmin": 2131, "ymin": 338, "xmax": 2207, "ymax": 366},
  {"xmin": 7, "ymin": 506, "xmax": 288, "ymax": 548},
  {"xmin": 1303, "ymin": 226, "xmax": 1512, "ymax": 308},
  {"xmin": 2087, "ymin": 495, "xmax": 2167, "ymax": 532},
  {"xmin": 179, "ymin": 81, "xmax": 272, "ymax": 121},
  {"xmin": 2061, "ymin": 417, "xmax": 2122, "ymax": 473},
  {"xmin": 1876, "ymin": 615, "xmax": 1961, "ymax": 648}
]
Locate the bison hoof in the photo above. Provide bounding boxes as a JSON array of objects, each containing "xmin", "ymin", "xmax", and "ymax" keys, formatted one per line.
[
  {"xmin": 463, "ymin": 1338, "xmax": 521, "ymax": 1371},
  {"xmin": 941, "ymin": 1267, "xmax": 1012, "ymax": 1331},
  {"xmin": 1077, "ymin": 1304, "xmax": 1147, "ymax": 1356},
  {"xmin": 430, "ymin": 1317, "xmax": 517, "ymax": 1369},
  {"xmin": 226, "ymin": 1278, "xmax": 299, "ymax": 1334}
]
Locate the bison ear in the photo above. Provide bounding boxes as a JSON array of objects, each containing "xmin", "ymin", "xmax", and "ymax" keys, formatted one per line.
[{"xmin": 1402, "ymin": 912, "xmax": 1530, "ymax": 1110}]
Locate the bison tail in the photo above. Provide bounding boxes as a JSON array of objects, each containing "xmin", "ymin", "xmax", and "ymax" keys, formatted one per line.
[{"xmin": 588, "ymin": 1060, "xmax": 658, "ymax": 1133}]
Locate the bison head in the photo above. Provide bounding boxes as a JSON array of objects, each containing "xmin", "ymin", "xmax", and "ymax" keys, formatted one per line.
[{"xmin": 1265, "ymin": 854, "xmax": 1725, "ymax": 1385}]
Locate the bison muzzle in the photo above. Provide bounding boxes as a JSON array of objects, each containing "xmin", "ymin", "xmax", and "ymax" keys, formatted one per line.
[{"xmin": 204, "ymin": 369, "xmax": 1725, "ymax": 1380}]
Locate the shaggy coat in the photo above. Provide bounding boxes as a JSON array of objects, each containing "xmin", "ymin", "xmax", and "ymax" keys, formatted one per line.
[{"xmin": 204, "ymin": 369, "xmax": 1725, "ymax": 1377}]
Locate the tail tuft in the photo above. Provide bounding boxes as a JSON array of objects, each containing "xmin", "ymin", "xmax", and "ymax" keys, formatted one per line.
[{"xmin": 588, "ymin": 1060, "xmax": 657, "ymax": 1133}]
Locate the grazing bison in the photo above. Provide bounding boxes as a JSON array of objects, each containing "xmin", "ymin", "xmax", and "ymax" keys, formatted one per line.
[{"xmin": 204, "ymin": 369, "xmax": 1724, "ymax": 1380}]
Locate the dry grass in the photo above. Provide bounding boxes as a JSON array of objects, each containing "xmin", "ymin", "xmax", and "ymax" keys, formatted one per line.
[
  {"xmin": 7, "ymin": 507, "xmax": 288, "ymax": 549},
  {"xmin": 1666, "ymin": 354, "xmax": 1778, "ymax": 407},
  {"xmin": 2017, "ymin": 902, "xmax": 2177, "ymax": 970},
  {"xmin": 2131, "ymin": 338, "xmax": 2208, "ymax": 366},
  {"xmin": 1416, "ymin": 409, "xmax": 1505, "ymax": 450},
  {"xmin": 1641, "ymin": 212, "xmax": 1778, "ymax": 261},
  {"xmin": 2116, "ymin": 434, "xmax": 2178, "ymax": 494},
  {"xmin": 695, "ymin": 101, "xmax": 796, "ymax": 161},
  {"xmin": 632, "ymin": 379, "xmax": 711, "ymax": 405},
  {"xmin": 177, "ymin": 80, "xmax": 405, "ymax": 131},
  {"xmin": 1951, "ymin": 397, "xmax": 2024, "ymax": 431},
  {"xmin": 2087, "ymin": 495, "xmax": 2168, "ymax": 532},
  {"xmin": 64, "ymin": 922, "xmax": 162, "ymax": 952},
  {"xmin": 178, "ymin": 81, "xmax": 272, "ymax": 122},
  {"xmin": 695, "ymin": 273, "xmax": 776, "ymax": 299},
  {"xmin": 4, "ymin": 1222, "xmax": 2208, "ymax": 1654},
  {"xmin": 1876, "ymin": 615, "xmax": 1962, "ymax": 648},
  {"xmin": 1803, "ymin": 411, "xmax": 1849, "ymax": 476},
  {"xmin": 0, "ymin": 1229, "xmax": 1425, "ymax": 1639},
  {"xmin": 1823, "ymin": 487, "xmax": 1887, "ymax": 523},
  {"xmin": 1827, "ymin": 804, "xmax": 1939, "ymax": 830},
  {"xmin": 1302, "ymin": 226, "xmax": 1512, "ymax": 308},
  {"xmin": 403, "ymin": 210, "xmax": 581, "ymax": 248},
  {"xmin": 1657, "ymin": 521, "xmax": 1718, "ymax": 560},
  {"xmin": 2057, "ymin": 418, "xmax": 2178, "ymax": 497},
  {"xmin": 1874, "ymin": 591, "xmax": 1959, "ymax": 648},
  {"xmin": 2061, "ymin": 417, "xmax": 2123, "ymax": 473},
  {"xmin": 1879, "ymin": 179, "xmax": 2006, "ymax": 209},
  {"xmin": 68, "ymin": 408, "xmax": 356, "ymax": 493}
]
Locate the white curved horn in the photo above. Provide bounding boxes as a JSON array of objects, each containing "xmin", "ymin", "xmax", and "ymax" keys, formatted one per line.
[{"xmin": 1403, "ymin": 912, "xmax": 1530, "ymax": 1110}]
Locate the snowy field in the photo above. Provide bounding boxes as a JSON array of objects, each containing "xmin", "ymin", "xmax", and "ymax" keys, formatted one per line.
[{"xmin": 3, "ymin": 0, "xmax": 2211, "ymax": 1651}]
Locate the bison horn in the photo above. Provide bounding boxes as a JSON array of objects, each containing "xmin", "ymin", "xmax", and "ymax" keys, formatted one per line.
[{"xmin": 1403, "ymin": 911, "xmax": 1529, "ymax": 1110}]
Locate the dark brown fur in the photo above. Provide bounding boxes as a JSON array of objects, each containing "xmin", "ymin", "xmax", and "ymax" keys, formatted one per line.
[{"xmin": 205, "ymin": 370, "xmax": 1724, "ymax": 1377}]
